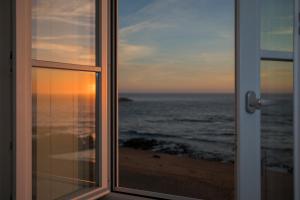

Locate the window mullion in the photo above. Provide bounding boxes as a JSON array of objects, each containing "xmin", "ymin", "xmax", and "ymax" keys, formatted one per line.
[
  {"xmin": 261, "ymin": 50, "xmax": 294, "ymax": 62},
  {"xmin": 32, "ymin": 60, "xmax": 102, "ymax": 72}
]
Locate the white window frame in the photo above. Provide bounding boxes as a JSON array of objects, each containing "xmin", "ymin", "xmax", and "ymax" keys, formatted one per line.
[
  {"xmin": 13, "ymin": 0, "xmax": 111, "ymax": 199},
  {"xmin": 261, "ymin": 50, "xmax": 293, "ymax": 62}
]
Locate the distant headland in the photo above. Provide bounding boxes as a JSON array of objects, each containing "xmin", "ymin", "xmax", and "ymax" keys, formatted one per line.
[{"xmin": 119, "ymin": 97, "xmax": 133, "ymax": 102}]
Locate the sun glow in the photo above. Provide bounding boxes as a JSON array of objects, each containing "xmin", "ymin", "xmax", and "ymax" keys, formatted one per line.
[
  {"xmin": 33, "ymin": 68, "xmax": 96, "ymax": 96},
  {"xmin": 88, "ymin": 83, "xmax": 96, "ymax": 95}
]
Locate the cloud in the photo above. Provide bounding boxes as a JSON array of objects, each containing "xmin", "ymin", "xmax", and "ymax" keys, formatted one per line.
[
  {"xmin": 33, "ymin": 16, "xmax": 94, "ymax": 27},
  {"xmin": 32, "ymin": 0, "xmax": 96, "ymax": 65},
  {"xmin": 119, "ymin": 41, "xmax": 155, "ymax": 63},
  {"xmin": 266, "ymin": 28, "xmax": 293, "ymax": 36},
  {"xmin": 120, "ymin": 20, "xmax": 173, "ymax": 38},
  {"xmin": 32, "ymin": 34, "xmax": 93, "ymax": 41},
  {"xmin": 32, "ymin": 41, "xmax": 95, "ymax": 65},
  {"xmin": 33, "ymin": 41, "xmax": 80, "ymax": 52},
  {"xmin": 32, "ymin": 0, "xmax": 95, "ymax": 27},
  {"xmin": 32, "ymin": 0, "xmax": 95, "ymax": 17}
]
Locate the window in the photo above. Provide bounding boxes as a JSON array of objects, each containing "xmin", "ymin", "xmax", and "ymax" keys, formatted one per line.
[
  {"xmin": 260, "ymin": 0, "xmax": 294, "ymax": 199},
  {"xmin": 31, "ymin": 0, "xmax": 109, "ymax": 199},
  {"xmin": 13, "ymin": 0, "xmax": 300, "ymax": 199}
]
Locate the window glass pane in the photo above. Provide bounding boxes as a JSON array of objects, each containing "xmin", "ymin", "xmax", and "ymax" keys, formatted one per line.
[
  {"xmin": 118, "ymin": 0, "xmax": 235, "ymax": 199},
  {"xmin": 32, "ymin": 0, "xmax": 96, "ymax": 65},
  {"xmin": 260, "ymin": 61, "xmax": 293, "ymax": 200},
  {"xmin": 261, "ymin": 0, "xmax": 294, "ymax": 52},
  {"xmin": 32, "ymin": 68, "xmax": 97, "ymax": 199}
]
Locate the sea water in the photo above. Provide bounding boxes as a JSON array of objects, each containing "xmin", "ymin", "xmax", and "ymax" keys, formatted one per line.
[{"xmin": 119, "ymin": 93, "xmax": 293, "ymax": 173}]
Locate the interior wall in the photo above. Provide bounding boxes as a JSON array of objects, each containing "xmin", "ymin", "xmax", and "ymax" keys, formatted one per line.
[{"xmin": 0, "ymin": 0, "xmax": 12, "ymax": 199}]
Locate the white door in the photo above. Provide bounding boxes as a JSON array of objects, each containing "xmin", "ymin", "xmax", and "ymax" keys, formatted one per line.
[{"xmin": 238, "ymin": 0, "xmax": 298, "ymax": 200}]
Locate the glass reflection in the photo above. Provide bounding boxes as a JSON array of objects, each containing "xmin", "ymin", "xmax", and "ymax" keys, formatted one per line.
[
  {"xmin": 32, "ymin": 68, "xmax": 96, "ymax": 200},
  {"xmin": 32, "ymin": 0, "xmax": 96, "ymax": 65},
  {"xmin": 261, "ymin": 0, "xmax": 294, "ymax": 52},
  {"xmin": 260, "ymin": 61, "xmax": 293, "ymax": 200}
]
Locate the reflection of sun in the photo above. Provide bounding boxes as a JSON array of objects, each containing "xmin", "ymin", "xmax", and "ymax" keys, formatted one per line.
[{"xmin": 88, "ymin": 83, "xmax": 96, "ymax": 94}]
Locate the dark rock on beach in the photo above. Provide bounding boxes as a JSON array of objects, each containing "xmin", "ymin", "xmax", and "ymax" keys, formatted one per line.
[
  {"xmin": 119, "ymin": 97, "xmax": 133, "ymax": 102},
  {"xmin": 123, "ymin": 138, "xmax": 159, "ymax": 150}
]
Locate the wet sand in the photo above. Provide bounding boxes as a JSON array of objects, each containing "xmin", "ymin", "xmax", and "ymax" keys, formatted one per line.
[
  {"xmin": 119, "ymin": 147, "xmax": 235, "ymax": 200},
  {"xmin": 119, "ymin": 147, "xmax": 293, "ymax": 200}
]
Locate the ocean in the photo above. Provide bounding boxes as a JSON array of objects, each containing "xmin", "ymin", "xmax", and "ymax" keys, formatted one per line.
[{"xmin": 119, "ymin": 93, "xmax": 293, "ymax": 173}]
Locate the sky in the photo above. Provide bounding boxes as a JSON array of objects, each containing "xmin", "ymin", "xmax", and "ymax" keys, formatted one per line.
[
  {"xmin": 118, "ymin": 0, "xmax": 235, "ymax": 93},
  {"xmin": 32, "ymin": 0, "xmax": 96, "ymax": 66},
  {"xmin": 32, "ymin": 68, "xmax": 96, "ymax": 96},
  {"xmin": 261, "ymin": 0, "xmax": 294, "ymax": 52},
  {"xmin": 32, "ymin": 0, "xmax": 294, "ymax": 94}
]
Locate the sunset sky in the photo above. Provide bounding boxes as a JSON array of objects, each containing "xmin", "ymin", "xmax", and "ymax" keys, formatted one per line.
[
  {"xmin": 32, "ymin": 68, "xmax": 96, "ymax": 95},
  {"xmin": 32, "ymin": 0, "xmax": 293, "ymax": 94},
  {"xmin": 118, "ymin": 0, "xmax": 235, "ymax": 93}
]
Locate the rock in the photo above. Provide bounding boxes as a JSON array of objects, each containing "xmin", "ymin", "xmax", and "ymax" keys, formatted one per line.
[{"xmin": 119, "ymin": 97, "xmax": 133, "ymax": 102}]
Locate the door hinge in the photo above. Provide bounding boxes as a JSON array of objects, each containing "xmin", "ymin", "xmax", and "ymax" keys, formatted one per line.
[
  {"xmin": 9, "ymin": 51, "xmax": 13, "ymax": 73},
  {"xmin": 10, "ymin": 141, "xmax": 13, "ymax": 151}
]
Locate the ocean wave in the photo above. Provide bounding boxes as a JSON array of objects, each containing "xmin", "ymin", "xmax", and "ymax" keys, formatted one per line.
[
  {"xmin": 197, "ymin": 132, "xmax": 235, "ymax": 136},
  {"xmin": 189, "ymin": 137, "xmax": 234, "ymax": 145},
  {"xmin": 120, "ymin": 137, "xmax": 234, "ymax": 163},
  {"xmin": 122, "ymin": 130, "xmax": 176, "ymax": 138},
  {"xmin": 146, "ymin": 116, "xmax": 234, "ymax": 124},
  {"xmin": 121, "ymin": 130, "xmax": 235, "ymax": 143},
  {"xmin": 262, "ymin": 146, "xmax": 293, "ymax": 152}
]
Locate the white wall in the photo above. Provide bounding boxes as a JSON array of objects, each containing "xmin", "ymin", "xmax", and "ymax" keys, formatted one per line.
[{"xmin": 0, "ymin": 0, "xmax": 12, "ymax": 199}]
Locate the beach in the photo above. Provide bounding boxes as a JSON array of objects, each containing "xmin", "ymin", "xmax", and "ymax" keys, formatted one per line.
[
  {"xmin": 119, "ymin": 147, "xmax": 293, "ymax": 200},
  {"xmin": 119, "ymin": 147, "xmax": 235, "ymax": 200}
]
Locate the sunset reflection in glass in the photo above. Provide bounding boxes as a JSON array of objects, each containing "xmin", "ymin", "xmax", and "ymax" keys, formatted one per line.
[
  {"xmin": 32, "ymin": 68, "xmax": 97, "ymax": 200},
  {"xmin": 32, "ymin": 0, "xmax": 96, "ymax": 65}
]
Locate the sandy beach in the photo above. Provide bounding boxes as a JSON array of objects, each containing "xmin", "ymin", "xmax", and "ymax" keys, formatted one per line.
[
  {"xmin": 119, "ymin": 147, "xmax": 293, "ymax": 200},
  {"xmin": 119, "ymin": 147, "xmax": 235, "ymax": 200}
]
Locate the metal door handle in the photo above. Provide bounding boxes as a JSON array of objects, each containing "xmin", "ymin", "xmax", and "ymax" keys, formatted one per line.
[{"xmin": 246, "ymin": 91, "xmax": 276, "ymax": 113}]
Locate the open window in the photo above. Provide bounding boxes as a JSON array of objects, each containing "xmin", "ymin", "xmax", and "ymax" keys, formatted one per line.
[
  {"xmin": 12, "ymin": 0, "xmax": 300, "ymax": 199},
  {"xmin": 15, "ymin": 0, "xmax": 109, "ymax": 199}
]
